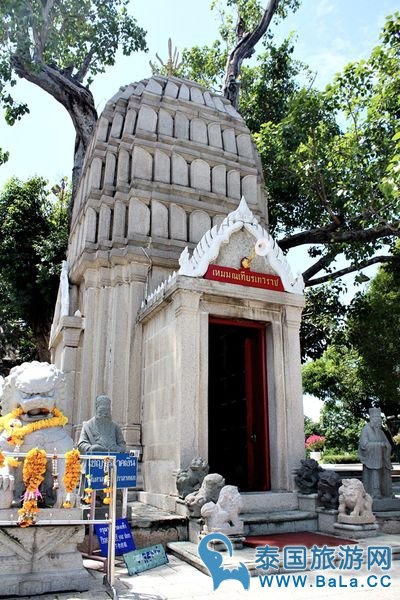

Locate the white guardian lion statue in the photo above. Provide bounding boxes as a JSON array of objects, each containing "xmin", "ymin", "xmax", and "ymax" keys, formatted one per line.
[{"xmin": 0, "ymin": 361, "xmax": 74, "ymax": 509}]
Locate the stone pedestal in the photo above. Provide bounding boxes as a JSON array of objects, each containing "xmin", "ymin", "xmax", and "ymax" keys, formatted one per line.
[
  {"xmin": 373, "ymin": 497, "xmax": 400, "ymax": 512},
  {"xmin": 317, "ymin": 508, "xmax": 338, "ymax": 534},
  {"xmin": 298, "ymin": 493, "xmax": 319, "ymax": 512},
  {"xmin": 0, "ymin": 508, "xmax": 89, "ymax": 597},
  {"xmin": 334, "ymin": 521, "xmax": 379, "ymax": 539},
  {"xmin": 188, "ymin": 517, "xmax": 203, "ymax": 544},
  {"xmin": 198, "ymin": 532, "xmax": 245, "ymax": 550}
]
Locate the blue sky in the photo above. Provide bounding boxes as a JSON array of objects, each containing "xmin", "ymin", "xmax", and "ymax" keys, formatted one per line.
[{"xmin": 0, "ymin": 0, "xmax": 398, "ymax": 190}]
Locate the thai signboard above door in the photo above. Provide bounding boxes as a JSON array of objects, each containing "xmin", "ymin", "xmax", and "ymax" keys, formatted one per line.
[{"xmin": 204, "ymin": 265, "xmax": 284, "ymax": 292}]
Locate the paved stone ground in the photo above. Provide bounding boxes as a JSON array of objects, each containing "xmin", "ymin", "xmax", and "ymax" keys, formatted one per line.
[{"xmin": 7, "ymin": 534, "xmax": 400, "ymax": 600}]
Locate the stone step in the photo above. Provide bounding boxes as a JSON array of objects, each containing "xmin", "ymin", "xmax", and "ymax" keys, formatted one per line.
[
  {"xmin": 240, "ymin": 491, "xmax": 299, "ymax": 513},
  {"xmin": 127, "ymin": 501, "xmax": 188, "ymax": 548},
  {"xmin": 242, "ymin": 510, "xmax": 318, "ymax": 536}
]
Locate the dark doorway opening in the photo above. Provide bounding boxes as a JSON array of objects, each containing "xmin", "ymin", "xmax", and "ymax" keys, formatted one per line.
[{"xmin": 208, "ymin": 317, "xmax": 270, "ymax": 491}]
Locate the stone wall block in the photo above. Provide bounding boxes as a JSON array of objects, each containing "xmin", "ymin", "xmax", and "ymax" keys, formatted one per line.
[
  {"xmin": 190, "ymin": 118, "xmax": 208, "ymax": 145},
  {"xmin": 178, "ymin": 84, "xmax": 190, "ymax": 100},
  {"xmin": 146, "ymin": 78, "xmax": 163, "ymax": 95},
  {"xmin": 112, "ymin": 199, "xmax": 126, "ymax": 240},
  {"xmin": 151, "ymin": 200, "xmax": 168, "ymax": 238},
  {"xmin": 208, "ymin": 122, "xmax": 223, "ymax": 148},
  {"xmin": 95, "ymin": 116, "xmax": 109, "ymax": 143},
  {"xmin": 110, "ymin": 112, "xmax": 124, "ymax": 139},
  {"xmin": 158, "ymin": 109, "xmax": 174, "ymax": 137},
  {"xmin": 133, "ymin": 82, "xmax": 145, "ymax": 96},
  {"xmin": 98, "ymin": 204, "xmax": 112, "ymax": 242},
  {"xmin": 175, "ymin": 112, "xmax": 189, "ymax": 140},
  {"xmin": 89, "ymin": 157, "xmax": 103, "ymax": 190},
  {"xmin": 203, "ymin": 92, "xmax": 216, "ymax": 109},
  {"xmin": 128, "ymin": 198, "xmax": 150, "ymax": 237},
  {"xmin": 116, "ymin": 148, "xmax": 130, "ymax": 186},
  {"xmin": 213, "ymin": 214, "xmax": 225, "ymax": 229},
  {"xmin": 84, "ymin": 207, "xmax": 97, "ymax": 243},
  {"xmin": 170, "ymin": 204, "xmax": 187, "ymax": 241},
  {"xmin": 172, "ymin": 154, "xmax": 189, "ymax": 186},
  {"xmin": 222, "ymin": 128, "xmax": 237, "ymax": 154},
  {"xmin": 227, "ymin": 169, "xmax": 241, "ymax": 200},
  {"xmin": 132, "ymin": 146, "xmax": 153, "ymax": 181},
  {"xmin": 212, "ymin": 165, "xmax": 227, "ymax": 196},
  {"xmin": 213, "ymin": 97, "xmax": 226, "ymax": 112},
  {"xmin": 241, "ymin": 174, "xmax": 258, "ymax": 205},
  {"xmin": 122, "ymin": 108, "xmax": 137, "ymax": 136},
  {"xmin": 137, "ymin": 105, "xmax": 157, "ymax": 133},
  {"xmin": 104, "ymin": 152, "xmax": 116, "ymax": 187},
  {"xmin": 164, "ymin": 80, "xmax": 179, "ymax": 98},
  {"xmin": 190, "ymin": 87, "xmax": 205, "ymax": 105},
  {"xmin": 237, "ymin": 133, "xmax": 253, "ymax": 158},
  {"xmin": 189, "ymin": 210, "xmax": 211, "ymax": 243},
  {"xmin": 191, "ymin": 159, "xmax": 211, "ymax": 192},
  {"xmin": 154, "ymin": 149, "xmax": 170, "ymax": 184}
]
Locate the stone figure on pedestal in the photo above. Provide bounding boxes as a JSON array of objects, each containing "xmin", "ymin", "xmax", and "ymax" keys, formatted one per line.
[
  {"xmin": 358, "ymin": 407, "xmax": 392, "ymax": 499},
  {"xmin": 78, "ymin": 395, "xmax": 126, "ymax": 454}
]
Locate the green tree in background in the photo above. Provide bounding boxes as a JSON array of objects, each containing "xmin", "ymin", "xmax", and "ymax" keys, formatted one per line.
[
  {"xmin": 348, "ymin": 249, "xmax": 400, "ymax": 419},
  {"xmin": 181, "ymin": 5, "xmax": 400, "ymax": 291},
  {"xmin": 0, "ymin": 0, "xmax": 147, "ymax": 205},
  {"xmin": 0, "ymin": 177, "xmax": 69, "ymax": 369}
]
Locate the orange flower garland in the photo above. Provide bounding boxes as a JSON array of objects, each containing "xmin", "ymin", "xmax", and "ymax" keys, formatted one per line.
[
  {"xmin": 3, "ymin": 407, "xmax": 68, "ymax": 449},
  {"xmin": 18, "ymin": 448, "xmax": 47, "ymax": 527},
  {"xmin": 0, "ymin": 450, "xmax": 4, "ymax": 468},
  {"xmin": 63, "ymin": 449, "xmax": 81, "ymax": 508}
]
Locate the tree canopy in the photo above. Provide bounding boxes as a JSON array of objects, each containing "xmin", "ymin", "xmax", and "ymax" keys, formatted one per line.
[
  {"xmin": 0, "ymin": 176, "xmax": 69, "ymax": 369},
  {"xmin": 0, "ymin": 0, "xmax": 147, "ymax": 203},
  {"xmin": 303, "ymin": 247, "xmax": 400, "ymax": 420},
  {"xmin": 180, "ymin": 5, "xmax": 400, "ymax": 291}
]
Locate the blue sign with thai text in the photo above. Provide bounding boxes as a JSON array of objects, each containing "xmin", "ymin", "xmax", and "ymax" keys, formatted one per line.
[
  {"xmin": 94, "ymin": 518, "xmax": 136, "ymax": 556},
  {"xmin": 86, "ymin": 453, "xmax": 137, "ymax": 489}
]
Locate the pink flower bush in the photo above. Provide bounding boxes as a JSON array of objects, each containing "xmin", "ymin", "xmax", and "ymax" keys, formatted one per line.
[{"xmin": 305, "ymin": 434, "xmax": 325, "ymax": 451}]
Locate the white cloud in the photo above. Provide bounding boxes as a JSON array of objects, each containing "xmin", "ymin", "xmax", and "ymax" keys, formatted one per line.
[{"xmin": 316, "ymin": 0, "xmax": 336, "ymax": 19}]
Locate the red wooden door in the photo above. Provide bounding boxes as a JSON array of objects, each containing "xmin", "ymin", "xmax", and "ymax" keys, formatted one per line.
[{"xmin": 208, "ymin": 318, "xmax": 270, "ymax": 491}]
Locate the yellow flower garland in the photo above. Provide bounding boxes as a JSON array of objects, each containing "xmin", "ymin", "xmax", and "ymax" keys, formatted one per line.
[
  {"xmin": 63, "ymin": 449, "xmax": 81, "ymax": 508},
  {"xmin": 18, "ymin": 448, "xmax": 47, "ymax": 527},
  {"xmin": 0, "ymin": 407, "xmax": 68, "ymax": 449}
]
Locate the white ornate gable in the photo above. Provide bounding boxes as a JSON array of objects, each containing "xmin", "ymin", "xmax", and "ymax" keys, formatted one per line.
[{"xmin": 178, "ymin": 197, "xmax": 304, "ymax": 294}]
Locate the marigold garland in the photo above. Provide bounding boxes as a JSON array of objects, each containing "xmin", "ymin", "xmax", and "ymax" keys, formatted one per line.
[
  {"xmin": 63, "ymin": 449, "xmax": 81, "ymax": 508},
  {"xmin": 17, "ymin": 448, "xmax": 47, "ymax": 527},
  {"xmin": 1, "ymin": 407, "xmax": 68, "ymax": 449},
  {"xmin": 0, "ymin": 450, "xmax": 4, "ymax": 468}
]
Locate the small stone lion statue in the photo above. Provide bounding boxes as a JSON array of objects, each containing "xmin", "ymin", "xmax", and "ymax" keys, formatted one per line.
[
  {"xmin": 185, "ymin": 473, "xmax": 225, "ymax": 517},
  {"xmin": 176, "ymin": 456, "xmax": 209, "ymax": 499},
  {"xmin": 338, "ymin": 478, "xmax": 375, "ymax": 523},
  {"xmin": 318, "ymin": 470, "xmax": 341, "ymax": 509},
  {"xmin": 0, "ymin": 361, "xmax": 74, "ymax": 509},
  {"xmin": 295, "ymin": 458, "xmax": 324, "ymax": 494},
  {"xmin": 201, "ymin": 485, "xmax": 244, "ymax": 535}
]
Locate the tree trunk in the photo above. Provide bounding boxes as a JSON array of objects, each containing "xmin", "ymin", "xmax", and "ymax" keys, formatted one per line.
[
  {"xmin": 223, "ymin": 0, "xmax": 280, "ymax": 109},
  {"xmin": 11, "ymin": 56, "xmax": 98, "ymax": 217},
  {"xmin": 33, "ymin": 327, "xmax": 51, "ymax": 363}
]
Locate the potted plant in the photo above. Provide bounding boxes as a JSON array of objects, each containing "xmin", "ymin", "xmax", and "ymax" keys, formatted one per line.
[{"xmin": 305, "ymin": 434, "xmax": 326, "ymax": 461}]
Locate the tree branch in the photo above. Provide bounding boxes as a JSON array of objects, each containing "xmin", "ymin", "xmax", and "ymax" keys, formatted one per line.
[
  {"xmin": 74, "ymin": 47, "xmax": 96, "ymax": 83},
  {"xmin": 305, "ymin": 256, "xmax": 395, "ymax": 287},
  {"xmin": 279, "ymin": 223, "xmax": 400, "ymax": 251},
  {"xmin": 302, "ymin": 250, "xmax": 339, "ymax": 284},
  {"xmin": 11, "ymin": 55, "xmax": 97, "ymax": 149},
  {"xmin": 223, "ymin": 0, "xmax": 280, "ymax": 108}
]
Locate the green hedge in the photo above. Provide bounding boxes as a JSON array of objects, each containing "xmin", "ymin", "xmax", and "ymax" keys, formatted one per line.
[{"xmin": 321, "ymin": 452, "xmax": 359, "ymax": 464}]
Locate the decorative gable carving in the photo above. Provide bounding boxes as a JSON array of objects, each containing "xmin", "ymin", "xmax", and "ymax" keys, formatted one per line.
[{"xmin": 178, "ymin": 197, "xmax": 304, "ymax": 294}]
